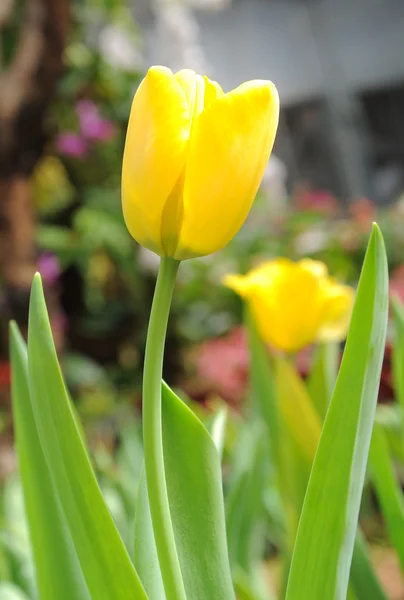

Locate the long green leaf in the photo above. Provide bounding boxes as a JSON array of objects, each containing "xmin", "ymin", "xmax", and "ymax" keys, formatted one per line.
[
  {"xmin": 210, "ymin": 407, "xmax": 228, "ymax": 461},
  {"xmin": 0, "ymin": 582, "xmax": 30, "ymax": 600},
  {"xmin": 225, "ymin": 420, "xmax": 267, "ymax": 572},
  {"xmin": 248, "ymin": 286, "xmax": 385, "ymax": 600},
  {"xmin": 307, "ymin": 342, "xmax": 339, "ymax": 421},
  {"xmin": 246, "ymin": 313, "xmax": 297, "ymax": 543},
  {"xmin": 350, "ymin": 530, "xmax": 388, "ymax": 600},
  {"xmin": 274, "ymin": 356, "xmax": 322, "ymax": 464},
  {"xmin": 10, "ymin": 323, "xmax": 90, "ymax": 600},
  {"xmin": 162, "ymin": 382, "xmax": 235, "ymax": 600},
  {"xmin": 285, "ymin": 224, "xmax": 389, "ymax": 600},
  {"xmin": 391, "ymin": 296, "xmax": 404, "ymax": 435},
  {"xmin": 27, "ymin": 274, "xmax": 148, "ymax": 600},
  {"xmin": 134, "ymin": 470, "xmax": 166, "ymax": 600},
  {"xmin": 369, "ymin": 422, "xmax": 404, "ymax": 572}
]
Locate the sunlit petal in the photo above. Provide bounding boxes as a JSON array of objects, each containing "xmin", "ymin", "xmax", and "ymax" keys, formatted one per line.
[
  {"xmin": 174, "ymin": 80, "xmax": 279, "ymax": 259},
  {"xmin": 122, "ymin": 66, "xmax": 190, "ymax": 254},
  {"xmin": 319, "ymin": 282, "xmax": 355, "ymax": 341}
]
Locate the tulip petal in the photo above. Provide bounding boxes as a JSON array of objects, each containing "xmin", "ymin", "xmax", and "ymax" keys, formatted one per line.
[
  {"xmin": 250, "ymin": 263, "xmax": 325, "ymax": 352},
  {"xmin": 319, "ymin": 283, "xmax": 355, "ymax": 341},
  {"xmin": 175, "ymin": 80, "xmax": 279, "ymax": 259},
  {"xmin": 299, "ymin": 259, "xmax": 328, "ymax": 279},
  {"xmin": 225, "ymin": 258, "xmax": 354, "ymax": 352},
  {"xmin": 175, "ymin": 70, "xmax": 205, "ymax": 121},
  {"xmin": 203, "ymin": 76, "xmax": 224, "ymax": 107},
  {"xmin": 122, "ymin": 66, "xmax": 190, "ymax": 254},
  {"xmin": 174, "ymin": 70, "xmax": 224, "ymax": 119}
]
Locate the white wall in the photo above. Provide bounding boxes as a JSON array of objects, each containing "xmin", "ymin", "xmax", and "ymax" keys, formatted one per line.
[{"xmin": 194, "ymin": 0, "xmax": 404, "ymax": 103}]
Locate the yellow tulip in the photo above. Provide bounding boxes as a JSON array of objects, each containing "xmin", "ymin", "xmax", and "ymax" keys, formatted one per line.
[
  {"xmin": 224, "ymin": 258, "xmax": 354, "ymax": 352},
  {"xmin": 122, "ymin": 66, "xmax": 279, "ymax": 259}
]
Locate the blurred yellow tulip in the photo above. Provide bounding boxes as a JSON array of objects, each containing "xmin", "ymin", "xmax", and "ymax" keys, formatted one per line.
[
  {"xmin": 224, "ymin": 258, "xmax": 354, "ymax": 352},
  {"xmin": 122, "ymin": 66, "xmax": 279, "ymax": 259}
]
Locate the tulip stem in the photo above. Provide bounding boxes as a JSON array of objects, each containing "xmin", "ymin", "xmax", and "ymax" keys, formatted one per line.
[{"xmin": 142, "ymin": 256, "xmax": 186, "ymax": 600}]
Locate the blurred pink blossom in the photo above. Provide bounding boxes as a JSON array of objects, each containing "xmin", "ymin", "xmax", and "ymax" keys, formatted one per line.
[
  {"xmin": 38, "ymin": 253, "xmax": 61, "ymax": 285},
  {"xmin": 56, "ymin": 132, "xmax": 88, "ymax": 157},
  {"xmin": 349, "ymin": 197, "xmax": 376, "ymax": 232},
  {"xmin": 76, "ymin": 100, "xmax": 116, "ymax": 142},
  {"xmin": 192, "ymin": 327, "xmax": 248, "ymax": 402},
  {"xmin": 390, "ymin": 265, "xmax": 404, "ymax": 306},
  {"xmin": 294, "ymin": 187, "xmax": 339, "ymax": 217}
]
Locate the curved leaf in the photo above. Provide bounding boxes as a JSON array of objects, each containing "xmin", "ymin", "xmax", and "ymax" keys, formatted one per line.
[
  {"xmin": 307, "ymin": 342, "xmax": 339, "ymax": 421},
  {"xmin": 286, "ymin": 224, "xmax": 389, "ymax": 600},
  {"xmin": 27, "ymin": 274, "xmax": 148, "ymax": 600},
  {"xmin": 0, "ymin": 583, "xmax": 30, "ymax": 600},
  {"xmin": 10, "ymin": 323, "xmax": 90, "ymax": 600},
  {"xmin": 162, "ymin": 383, "xmax": 235, "ymax": 600},
  {"xmin": 274, "ymin": 356, "xmax": 322, "ymax": 464},
  {"xmin": 134, "ymin": 470, "xmax": 166, "ymax": 600},
  {"xmin": 369, "ymin": 422, "xmax": 404, "ymax": 572},
  {"xmin": 350, "ymin": 530, "xmax": 388, "ymax": 600}
]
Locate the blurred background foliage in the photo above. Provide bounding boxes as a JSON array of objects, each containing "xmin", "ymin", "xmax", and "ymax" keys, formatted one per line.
[{"xmin": 1, "ymin": 0, "xmax": 404, "ymax": 597}]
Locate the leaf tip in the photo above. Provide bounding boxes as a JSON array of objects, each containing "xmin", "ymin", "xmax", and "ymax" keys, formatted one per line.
[
  {"xmin": 32, "ymin": 271, "xmax": 44, "ymax": 291},
  {"xmin": 9, "ymin": 320, "xmax": 25, "ymax": 353},
  {"xmin": 9, "ymin": 319, "xmax": 18, "ymax": 337},
  {"xmin": 29, "ymin": 272, "xmax": 46, "ymax": 318}
]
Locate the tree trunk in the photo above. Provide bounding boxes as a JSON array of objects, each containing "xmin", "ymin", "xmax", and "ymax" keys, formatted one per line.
[{"xmin": 0, "ymin": 0, "xmax": 70, "ymax": 352}]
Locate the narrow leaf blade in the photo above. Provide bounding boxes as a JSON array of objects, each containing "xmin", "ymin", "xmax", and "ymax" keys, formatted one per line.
[
  {"xmin": 134, "ymin": 469, "xmax": 166, "ymax": 600},
  {"xmin": 162, "ymin": 382, "xmax": 235, "ymax": 600},
  {"xmin": 285, "ymin": 224, "xmax": 389, "ymax": 600},
  {"xmin": 307, "ymin": 342, "xmax": 339, "ymax": 421},
  {"xmin": 10, "ymin": 322, "xmax": 90, "ymax": 600},
  {"xmin": 369, "ymin": 422, "xmax": 404, "ymax": 572},
  {"xmin": 27, "ymin": 274, "xmax": 147, "ymax": 600},
  {"xmin": 350, "ymin": 530, "xmax": 388, "ymax": 600}
]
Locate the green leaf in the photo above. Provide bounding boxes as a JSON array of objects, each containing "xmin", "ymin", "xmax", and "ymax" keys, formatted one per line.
[
  {"xmin": 274, "ymin": 356, "xmax": 322, "ymax": 464},
  {"xmin": 210, "ymin": 407, "xmax": 228, "ymax": 461},
  {"xmin": 246, "ymin": 312, "xmax": 295, "ymax": 535},
  {"xmin": 162, "ymin": 382, "xmax": 235, "ymax": 600},
  {"xmin": 391, "ymin": 296, "xmax": 404, "ymax": 433},
  {"xmin": 134, "ymin": 470, "xmax": 166, "ymax": 600},
  {"xmin": 246, "ymin": 280, "xmax": 385, "ymax": 600},
  {"xmin": 233, "ymin": 566, "xmax": 275, "ymax": 600},
  {"xmin": 10, "ymin": 322, "xmax": 90, "ymax": 600},
  {"xmin": 285, "ymin": 224, "xmax": 389, "ymax": 600},
  {"xmin": 350, "ymin": 530, "xmax": 388, "ymax": 600},
  {"xmin": 375, "ymin": 404, "xmax": 404, "ymax": 463},
  {"xmin": 307, "ymin": 342, "xmax": 339, "ymax": 421},
  {"xmin": 246, "ymin": 309, "xmax": 280, "ymax": 462},
  {"xmin": 27, "ymin": 274, "xmax": 148, "ymax": 600},
  {"xmin": 369, "ymin": 422, "xmax": 404, "ymax": 572},
  {"xmin": 246, "ymin": 312, "xmax": 303, "ymax": 561},
  {"xmin": 0, "ymin": 582, "xmax": 30, "ymax": 600},
  {"xmin": 225, "ymin": 420, "xmax": 267, "ymax": 572}
]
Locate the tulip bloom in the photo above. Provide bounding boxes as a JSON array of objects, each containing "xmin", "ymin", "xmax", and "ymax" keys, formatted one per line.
[
  {"xmin": 122, "ymin": 66, "xmax": 279, "ymax": 259},
  {"xmin": 224, "ymin": 259, "xmax": 354, "ymax": 352}
]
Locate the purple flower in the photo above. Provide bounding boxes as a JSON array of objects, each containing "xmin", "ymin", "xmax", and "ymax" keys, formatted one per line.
[
  {"xmin": 56, "ymin": 132, "xmax": 88, "ymax": 158},
  {"xmin": 76, "ymin": 99, "xmax": 116, "ymax": 142},
  {"xmin": 38, "ymin": 253, "xmax": 61, "ymax": 285}
]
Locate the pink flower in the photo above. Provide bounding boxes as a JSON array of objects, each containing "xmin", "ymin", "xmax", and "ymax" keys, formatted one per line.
[
  {"xmin": 349, "ymin": 198, "xmax": 376, "ymax": 232},
  {"xmin": 76, "ymin": 99, "xmax": 116, "ymax": 142},
  {"xmin": 390, "ymin": 265, "xmax": 404, "ymax": 305},
  {"xmin": 56, "ymin": 132, "xmax": 88, "ymax": 158},
  {"xmin": 192, "ymin": 327, "xmax": 249, "ymax": 402},
  {"xmin": 294, "ymin": 187, "xmax": 339, "ymax": 217},
  {"xmin": 38, "ymin": 253, "xmax": 61, "ymax": 285}
]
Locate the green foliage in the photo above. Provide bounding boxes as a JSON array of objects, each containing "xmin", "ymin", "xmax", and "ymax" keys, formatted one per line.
[
  {"xmin": 24, "ymin": 275, "xmax": 147, "ymax": 599},
  {"xmin": 161, "ymin": 382, "xmax": 235, "ymax": 599},
  {"xmin": 10, "ymin": 323, "xmax": 90, "ymax": 600},
  {"xmin": 286, "ymin": 224, "xmax": 389, "ymax": 600}
]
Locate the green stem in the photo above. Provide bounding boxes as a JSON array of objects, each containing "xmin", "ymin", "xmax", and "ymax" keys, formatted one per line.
[{"xmin": 142, "ymin": 256, "xmax": 186, "ymax": 600}]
